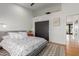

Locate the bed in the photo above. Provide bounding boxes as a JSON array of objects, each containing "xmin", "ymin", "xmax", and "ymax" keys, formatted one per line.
[{"xmin": 0, "ymin": 31, "xmax": 48, "ymax": 56}]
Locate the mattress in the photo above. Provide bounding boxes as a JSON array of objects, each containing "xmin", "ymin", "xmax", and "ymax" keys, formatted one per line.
[{"xmin": 0, "ymin": 36, "xmax": 47, "ymax": 56}]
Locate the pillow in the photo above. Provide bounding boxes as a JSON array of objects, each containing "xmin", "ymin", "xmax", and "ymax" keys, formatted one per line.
[
  {"xmin": 8, "ymin": 32, "xmax": 19, "ymax": 39},
  {"xmin": 0, "ymin": 36, "xmax": 9, "ymax": 48},
  {"xmin": 8, "ymin": 32, "xmax": 28, "ymax": 39},
  {"xmin": 2, "ymin": 36, "xmax": 9, "ymax": 40},
  {"xmin": 19, "ymin": 32, "xmax": 28, "ymax": 37}
]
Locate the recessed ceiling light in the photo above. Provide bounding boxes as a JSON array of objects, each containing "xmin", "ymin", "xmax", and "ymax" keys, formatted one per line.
[
  {"xmin": 30, "ymin": 3, "xmax": 35, "ymax": 6},
  {"xmin": 46, "ymin": 12, "xmax": 51, "ymax": 14}
]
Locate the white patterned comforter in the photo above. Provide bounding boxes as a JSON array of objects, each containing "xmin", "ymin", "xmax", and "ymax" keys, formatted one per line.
[{"xmin": 0, "ymin": 36, "xmax": 47, "ymax": 56}]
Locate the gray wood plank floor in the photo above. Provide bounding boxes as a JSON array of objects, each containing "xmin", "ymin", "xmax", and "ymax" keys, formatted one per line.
[{"xmin": 38, "ymin": 42, "xmax": 66, "ymax": 56}]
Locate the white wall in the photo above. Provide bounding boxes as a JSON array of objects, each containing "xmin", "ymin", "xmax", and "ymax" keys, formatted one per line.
[
  {"xmin": 33, "ymin": 3, "xmax": 79, "ymax": 45},
  {"xmin": 0, "ymin": 4, "xmax": 33, "ymax": 31}
]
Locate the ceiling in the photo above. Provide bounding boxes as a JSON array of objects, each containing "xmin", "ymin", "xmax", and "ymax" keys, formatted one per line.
[{"xmin": 17, "ymin": 3, "xmax": 60, "ymax": 11}]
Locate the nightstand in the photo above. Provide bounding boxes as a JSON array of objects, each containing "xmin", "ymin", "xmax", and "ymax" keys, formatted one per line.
[{"xmin": 27, "ymin": 32, "xmax": 34, "ymax": 36}]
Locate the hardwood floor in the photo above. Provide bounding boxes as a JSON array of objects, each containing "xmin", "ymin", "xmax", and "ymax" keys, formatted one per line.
[
  {"xmin": 66, "ymin": 41, "xmax": 79, "ymax": 56},
  {"xmin": 38, "ymin": 42, "xmax": 66, "ymax": 56}
]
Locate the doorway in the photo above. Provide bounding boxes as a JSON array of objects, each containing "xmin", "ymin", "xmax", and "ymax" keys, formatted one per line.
[{"xmin": 66, "ymin": 15, "xmax": 79, "ymax": 56}]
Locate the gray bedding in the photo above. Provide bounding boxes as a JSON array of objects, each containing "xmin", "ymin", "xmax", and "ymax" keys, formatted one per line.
[
  {"xmin": 0, "ymin": 31, "xmax": 48, "ymax": 56},
  {"xmin": 0, "ymin": 41, "xmax": 47, "ymax": 56}
]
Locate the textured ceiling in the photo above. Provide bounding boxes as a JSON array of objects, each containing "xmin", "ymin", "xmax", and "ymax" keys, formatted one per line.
[{"xmin": 17, "ymin": 3, "xmax": 60, "ymax": 11}]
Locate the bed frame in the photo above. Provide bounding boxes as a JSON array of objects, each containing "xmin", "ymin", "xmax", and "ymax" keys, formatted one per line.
[{"xmin": 27, "ymin": 41, "xmax": 48, "ymax": 56}]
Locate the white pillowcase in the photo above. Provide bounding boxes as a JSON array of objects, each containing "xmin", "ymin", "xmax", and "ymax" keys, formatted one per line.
[
  {"xmin": 19, "ymin": 32, "xmax": 28, "ymax": 38},
  {"xmin": 2, "ymin": 36, "xmax": 9, "ymax": 40},
  {"xmin": 8, "ymin": 32, "xmax": 28, "ymax": 40},
  {"xmin": 8, "ymin": 32, "xmax": 19, "ymax": 39}
]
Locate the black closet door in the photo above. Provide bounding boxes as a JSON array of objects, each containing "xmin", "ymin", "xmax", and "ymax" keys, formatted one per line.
[{"xmin": 35, "ymin": 21, "xmax": 49, "ymax": 41}]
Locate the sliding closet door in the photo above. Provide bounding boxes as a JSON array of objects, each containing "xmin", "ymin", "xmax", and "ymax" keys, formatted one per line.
[{"xmin": 35, "ymin": 21, "xmax": 49, "ymax": 41}]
